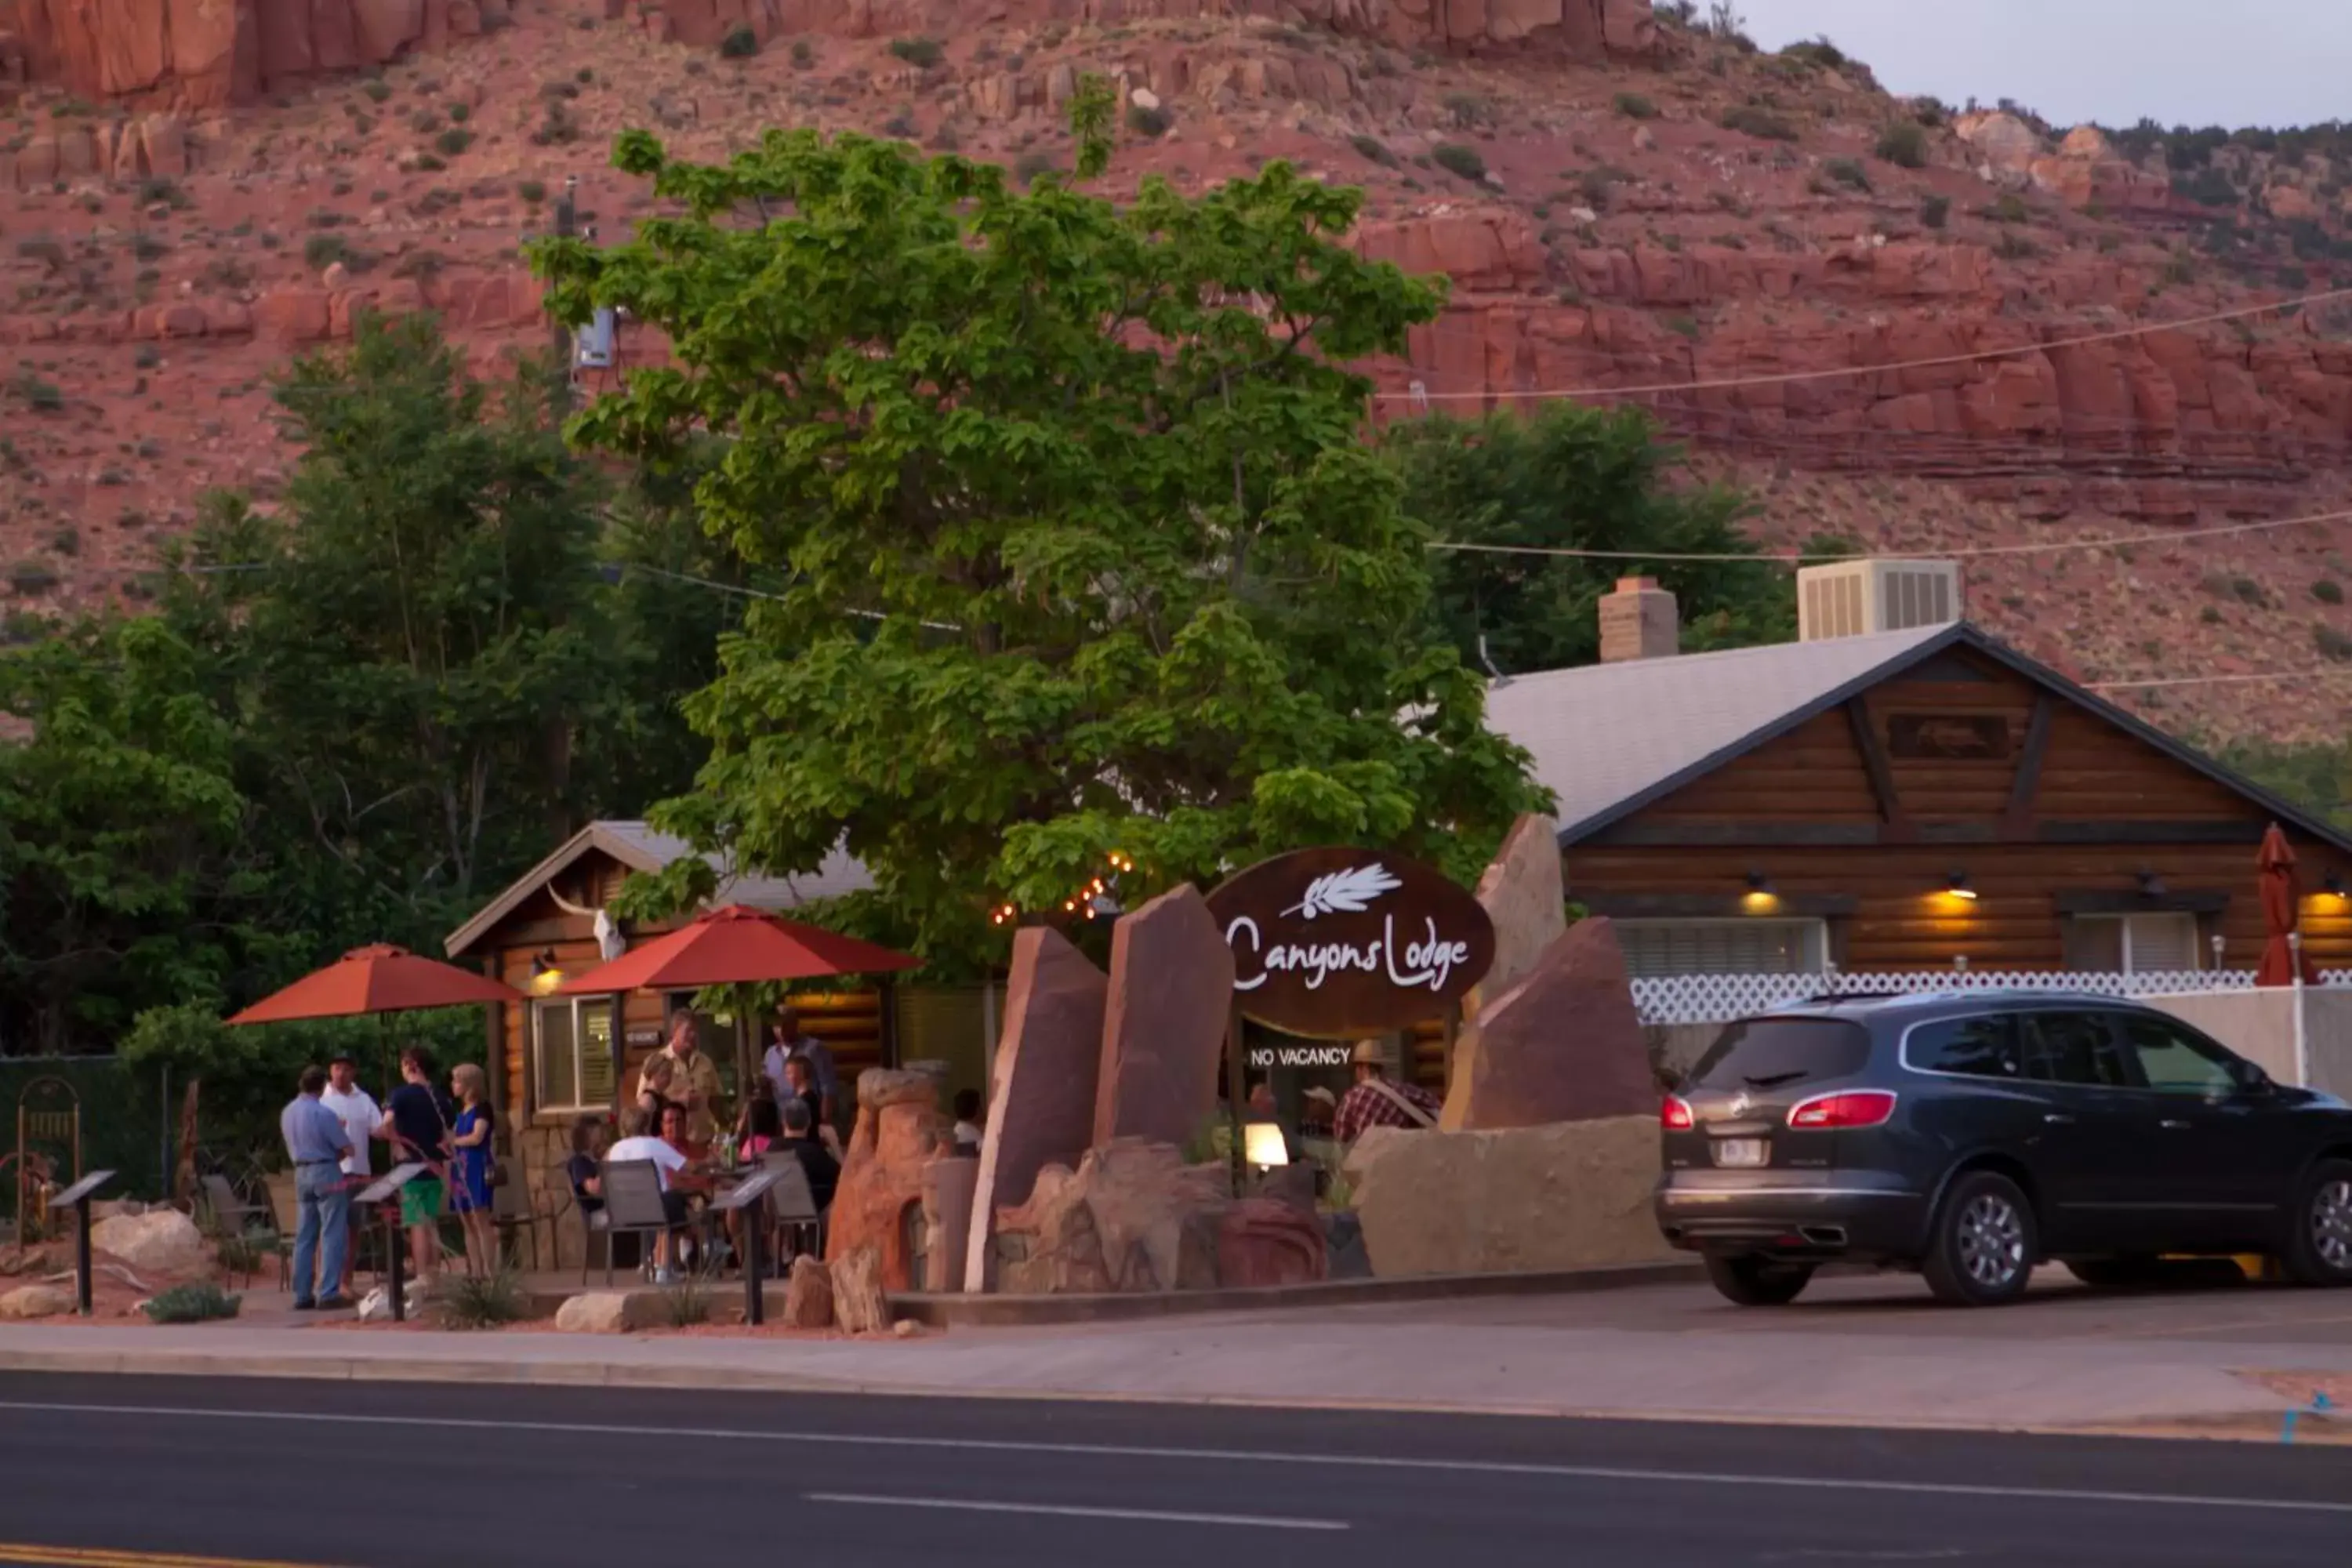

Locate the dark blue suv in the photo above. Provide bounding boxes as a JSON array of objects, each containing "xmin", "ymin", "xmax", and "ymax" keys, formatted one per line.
[{"xmin": 1654, "ymin": 990, "xmax": 2352, "ymax": 1306}]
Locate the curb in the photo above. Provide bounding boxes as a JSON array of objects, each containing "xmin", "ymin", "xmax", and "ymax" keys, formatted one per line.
[
  {"xmin": 0, "ymin": 1341, "xmax": 2293, "ymax": 1442},
  {"xmin": 888, "ymin": 1259, "xmax": 1704, "ymax": 1327}
]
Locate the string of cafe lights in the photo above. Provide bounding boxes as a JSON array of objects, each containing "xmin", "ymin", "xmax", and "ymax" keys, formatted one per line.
[{"xmin": 989, "ymin": 850, "xmax": 1137, "ymax": 930}]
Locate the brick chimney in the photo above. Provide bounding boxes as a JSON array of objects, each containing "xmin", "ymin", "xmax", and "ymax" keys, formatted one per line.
[{"xmin": 1599, "ymin": 576, "xmax": 1679, "ymax": 662}]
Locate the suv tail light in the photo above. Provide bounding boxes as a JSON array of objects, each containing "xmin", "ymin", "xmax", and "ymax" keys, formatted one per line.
[
  {"xmin": 1788, "ymin": 1090, "xmax": 1897, "ymax": 1129},
  {"xmin": 1661, "ymin": 1095, "xmax": 1695, "ymax": 1131}
]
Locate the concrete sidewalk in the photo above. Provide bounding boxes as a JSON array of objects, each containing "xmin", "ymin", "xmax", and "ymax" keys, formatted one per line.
[{"xmin": 7, "ymin": 1272, "xmax": 2352, "ymax": 1434}]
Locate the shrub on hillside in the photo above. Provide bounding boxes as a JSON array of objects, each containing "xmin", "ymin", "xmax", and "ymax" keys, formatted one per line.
[
  {"xmin": 1876, "ymin": 120, "xmax": 1928, "ymax": 168},
  {"xmin": 1719, "ymin": 106, "xmax": 1797, "ymax": 143},
  {"xmin": 719, "ymin": 24, "xmax": 758, "ymax": 57},
  {"xmin": 1432, "ymin": 143, "xmax": 1487, "ymax": 182}
]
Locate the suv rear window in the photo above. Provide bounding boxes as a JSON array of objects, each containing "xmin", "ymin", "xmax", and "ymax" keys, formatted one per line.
[{"xmin": 1689, "ymin": 1018, "xmax": 1872, "ymax": 1092}]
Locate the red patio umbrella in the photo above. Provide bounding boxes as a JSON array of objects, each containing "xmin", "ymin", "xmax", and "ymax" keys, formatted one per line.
[
  {"xmin": 225, "ymin": 943, "xmax": 522, "ymax": 1025},
  {"xmin": 2256, "ymin": 823, "xmax": 2319, "ymax": 987},
  {"xmin": 554, "ymin": 905, "xmax": 920, "ymax": 996}
]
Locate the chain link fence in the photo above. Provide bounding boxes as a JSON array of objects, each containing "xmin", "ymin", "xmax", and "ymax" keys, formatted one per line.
[{"xmin": 0, "ymin": 1056, "xmax": 172, "ymax": 1235}]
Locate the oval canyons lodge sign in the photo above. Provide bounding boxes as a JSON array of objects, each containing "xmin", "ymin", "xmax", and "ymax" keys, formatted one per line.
[{"xmin": 1203, "ymin": 847, "xmax": 1496, "ymax": 1040}]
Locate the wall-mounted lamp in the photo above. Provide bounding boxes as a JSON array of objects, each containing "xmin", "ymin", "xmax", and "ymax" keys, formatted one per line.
[
  {"xmin": 2137, "ymin": 871, "xmax": 2168, "ymax": 898},
  {"xmin": 2328, "ymin": 874, "xmax": 2347, "ymax": 900},
  {"xmin": 1945, "ymin": 872, "xmax": 1977, "ymax": 902},
  {"xmin": 1745, "ymin": 871, "xmax": 1773, "ymax": 894},
  {"xmin": 528, "ymin": 949, "xmax": 564, "ymax": 996}
]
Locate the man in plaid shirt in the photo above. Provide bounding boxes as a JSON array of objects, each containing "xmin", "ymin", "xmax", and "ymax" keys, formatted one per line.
[{"xmin": 1333, "ymin": 1039, "xmax": 1441, "ymax": 1144}]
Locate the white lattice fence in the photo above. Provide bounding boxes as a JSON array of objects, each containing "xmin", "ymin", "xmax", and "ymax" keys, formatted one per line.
[{"xmin": 1628, "ymin": 967, "xmax": 2311, "ymax": 1026}]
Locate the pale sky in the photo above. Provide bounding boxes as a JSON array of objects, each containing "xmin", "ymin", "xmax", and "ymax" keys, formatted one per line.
[{"xmin": 1733, "ymin": 1, "xmax": 2351, "ymax": 131}]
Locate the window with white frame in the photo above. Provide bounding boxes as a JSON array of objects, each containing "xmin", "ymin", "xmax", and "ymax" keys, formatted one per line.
[
  {"xmin": 1613, "ymin": 918, "xmax": 1829, "ymax": 978},
  {"xmin": 535, "ymin": 996, "xmax": 618, "ymax": 1112},
  {"xmin": 2066, "ymin": 913, "xmax": 2201, "ymax": 975}
]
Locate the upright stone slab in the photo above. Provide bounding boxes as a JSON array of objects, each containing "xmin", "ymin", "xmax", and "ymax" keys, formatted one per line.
[
  {"xmin": 921, "ymin": 1154, "xmax": 979, "ymax": 1294},
  {"xmin": 963, "ymin": 927, "xmax": 1109, "ymax": 1292},
  {"xmin": 1463, "ymin": 812, "xmax": 1565, "ymax": 1023},
  {"xmin": 1094, "ymin": 884, "xmax": 1234, "ymax": 1148},
  {"xmin": 1443, "ymin": 916, "xmax": 1651, "ymax": 1131}
]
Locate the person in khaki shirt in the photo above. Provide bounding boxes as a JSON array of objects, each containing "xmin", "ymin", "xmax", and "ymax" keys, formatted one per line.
[{"xmin": 637, "ymin": 1011, "xmax": 728, "ymax": 1146}]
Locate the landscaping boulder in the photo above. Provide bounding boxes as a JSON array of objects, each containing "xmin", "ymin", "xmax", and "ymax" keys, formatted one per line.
[
  {"xmin": 1094, "ymin": 884, "xmax": 1232, "ymax": 1147},
  {"xmin": 0, "ymin": 1283, "xmax": 74, "ymax": 1319},
  {"xmin": 89, "ymin": 1208, "xmax": 209, "ymax": 1276},
  {"xmin": 829, "ymin": 1243, "xmax": 891, "ymax": 1334},
  {"xmin": 553, "ymin": 1290, "xmax": 669, "ymax": 1333},
  {"xmin": 782, "ymin": 1255, "xmax": 833, "ymax": 1329},
  {"xmin": 964, "ymin": 927, "xmax": 1109, "ymax": 1290},
  {"xmin": 1442, "ymin": 916, "xmax": 1650, "ymax": 1131},
  {"xmin": 993, "ymin": 1138, "xmax": 1227, "ymax": 1294},
  {"xmin": 1215, "ymin": 1197, "xmax": 1327, "ymax": 1288},
  {"xmin": 1461, "ymin": 812, "xmax": 1565, "ymax": 1024},
  {"xmin": 920, "ymin": 1155, "xmax": 978, "ymax": 1294},
  {"xmin": 826, "ymin": 1067, "xmax": 949, "ymax": 1292},
  {"xmin": 1343, "ymin": 1116, "xmax": 1671, "ymax": 1279}
]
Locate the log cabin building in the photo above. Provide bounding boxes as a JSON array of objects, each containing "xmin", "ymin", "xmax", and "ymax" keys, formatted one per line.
[
  {"xmin": 1485, "ymin": 570, "xmax": 2352, "ymax": 982},
  {"xmin": 443, "ymin": 821, "xmax": 933, "ymax": 1265}
]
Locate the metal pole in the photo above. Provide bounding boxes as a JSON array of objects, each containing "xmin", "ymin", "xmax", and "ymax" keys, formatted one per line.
[
  {"xmin": 743, "ymin": 1200, "xmax": 766, "ymax": 1327},
  {"xmin": 74, "ymin": 1197, "xmax": 92, "ymax": 1316},
  {"xmin": 388, "ymin": 1207, "xmax": 407, "ymax": 1324},
  {"xmin": 1225, "ymin": 1000, "xmax": 1247, "ymax": 1199}
]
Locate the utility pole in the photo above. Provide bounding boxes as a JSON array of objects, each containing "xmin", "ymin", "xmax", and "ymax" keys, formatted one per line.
[{"xmin": 549, "ymin": 175, "xmax": 579, "ymax": 417}]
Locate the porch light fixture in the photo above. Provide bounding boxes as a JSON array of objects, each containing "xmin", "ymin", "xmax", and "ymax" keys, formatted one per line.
[
  {"xmin": 1740, "ymin": 870, "xmax": 1780, "ymax": 915},
  {"xmin": 1944, "ymin": 872, "xmax": 1977, "ymax": 902},
  {"xmin": 2328, "ymin": 875, "xmax": 2347, "ymax": 901},
  {"xmin": 2138, "ymin": 871, "xmax": 2168, "ymax": 898},
  {"xmin": 528, "ymin": 949, "xmax": 564, "ymax": 996}
]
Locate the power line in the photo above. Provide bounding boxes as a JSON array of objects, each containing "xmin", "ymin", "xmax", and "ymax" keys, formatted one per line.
[
  {"xmin": 2088, "ymin": 667, "xmax": 2352, "ymax": 692},
  {"xmin": 1375, "ymin": 285, "xmax": 2352, "ymax": 404},
  {"xmin": 1424, "ymin": 504, "xmax": 2352, "ymax": 564}
]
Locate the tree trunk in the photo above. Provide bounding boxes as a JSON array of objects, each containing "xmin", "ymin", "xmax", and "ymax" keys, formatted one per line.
[{"xmin": 173, "ymin": 1077, "xmax": 201, "ymax": 1208}]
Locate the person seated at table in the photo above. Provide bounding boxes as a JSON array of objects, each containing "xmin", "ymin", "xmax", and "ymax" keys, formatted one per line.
[
  {"xmin": 605, "ymin": 1105, "xmax": 691, "ymax": 1283},
  {"xmin": 779, "ymin": 1098, "xmax": 840, "ymax": 1213},
  {"xmin": 951, "ymin": 1089, "xmax": 983, "ymax": 1156},
  {"xmin": 565, "ymin": 1114, "xmax": 608, "ymax": 1214}
]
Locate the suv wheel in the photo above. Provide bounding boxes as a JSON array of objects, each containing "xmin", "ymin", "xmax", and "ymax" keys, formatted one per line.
[
  {"xmin": 1703, "ymin": 1254, "xmax": 1815, "ymax": 1307},
  {"xmin": 2284, "ymin": 1159, "xmax": 2352, "ymax": 1287},
  {"xmin": 1922, "ymin": 1171, "xmax": 2037, "ymax": 1306}
]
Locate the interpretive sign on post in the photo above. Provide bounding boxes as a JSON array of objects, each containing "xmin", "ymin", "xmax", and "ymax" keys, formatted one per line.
[
  {"xmin": 1203, "ymin": 848, "xmax": 1496, "ymax": 1038},
  {"xmin": 710, "ymin": 1165, "xmax": 787, "ymax": 1326},
  {"xmin": 356, "ymin": 1162, "xmax": 426, "ymax": 1323},
  {"xmin": 46, "ymin": 1168, "xmax": 114, "ymax": 1318}
]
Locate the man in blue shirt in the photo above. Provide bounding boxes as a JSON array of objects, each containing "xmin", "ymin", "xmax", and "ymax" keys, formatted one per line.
[{"xmin": 280, "ymin": 1065, "xmax": 355, "ymax": 1311}]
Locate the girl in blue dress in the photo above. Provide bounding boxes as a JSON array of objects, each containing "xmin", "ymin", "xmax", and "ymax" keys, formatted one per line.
[{"xmin": 448, "ymin": 1063, "xmax": 499, "ymax": 1277}]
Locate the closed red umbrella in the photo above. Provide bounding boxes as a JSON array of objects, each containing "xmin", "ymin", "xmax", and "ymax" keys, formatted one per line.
[
  {"xmin": 2256, "ymin": 823, "xmax": 2318, "ymax": 987},
  {"xmin": 226, "ymin": 943, "xmax": 521, "ymax": 1025},
  {"xmin": 554, "ymin": 905, "xmax": 920, "ymax": 995}
]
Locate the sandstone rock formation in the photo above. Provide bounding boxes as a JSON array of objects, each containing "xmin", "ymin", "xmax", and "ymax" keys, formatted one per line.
[
  {"xmin": 1094, "ymin": 883, "xmax": 1232, "ymax": 1149},
  {"xmin": 993, "ymin": 1138, "xmax": 1226, "ymax": 1294},
  {"xmin": 0, "ymin": 0, "xmax": 511, "ymax": 108},
  {"xmin": 828, "ymin": 1241, "xmax": 890, "ymax": 1332},
  {"xmin": 826, "ymin": 1065, "xmax": 949, "ymax": 1292},
  {"xmin": 89, "ymin": 1209, "xmax": 208, "ymax": 1276},
  {"xmin": 782, "ymin": 1253, "xmax": 834, "ymax": 1327},
  {"xmin": 1214, "ymin": 1196, "xmax": 1327, "ymax": 1288},
  {"xmin": 0, "ymin": 1283, "xmax": 74, "ymax": 1319},
  {"xmin": 553, "ymin": 1288, "xmax": 670, "ymax": 1332},
  {"xmin": 1442, "ymin": 916, "xmax": 1650, "ymax": 1131},
  {"xmin": 964, "ymin": 926, "xmax": 1107, "ymax": 1291},
  {"xmin": 919, "ymin": 1153, "xmax": 977, "ymax": 1294},
  {"xmin": 1343, "ymin": 1116, "xmax": 1670, "ymax": 1278},
  {"xmin": 1461, "ymin": 812, "xmax": 1565, "ymax": 1023}
]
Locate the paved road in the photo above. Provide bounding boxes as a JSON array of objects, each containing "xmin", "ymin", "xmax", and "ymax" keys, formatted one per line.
[{"xmin": 0, "ymin": 1374, "xmax": 2344, "ymax": 1567}]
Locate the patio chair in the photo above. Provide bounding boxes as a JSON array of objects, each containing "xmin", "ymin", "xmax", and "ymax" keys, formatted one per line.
[
  {"xmin": 760, "ymin": 1151, "xmax": 824, "ymax": 1272},
  {"xmin": 490, "ymin": 1167, "xmax": 550, "ymax": 1272},
  {"xmin": 596, "ymin": 1159, "xmax": 677, "ymax": 1287},
  {"xmin": 199, "ymin": 1173, "xmax": 289, "ymax": 1292}
]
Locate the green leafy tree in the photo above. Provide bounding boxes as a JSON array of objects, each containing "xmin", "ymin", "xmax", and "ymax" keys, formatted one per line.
[
  {"xmin": 158, "ymin": 314, "xmax": 620, "ymax": 942},
  {"xmin": 535, "ymin": 114, "xmax": 1546, "ymax": 971},
  {"xmin": 0, "ymin": 618, "xmax": 265, "ymax": 1054},
  {"xmin": 1389, "ymin": 403, "xmax": 1795, "ymax": 676}
]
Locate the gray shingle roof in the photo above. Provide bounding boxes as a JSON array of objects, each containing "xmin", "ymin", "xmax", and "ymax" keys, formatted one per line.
[
  {"xmin": 445, "ymin": 820, "xmax": 873, "ymax": 957},
  {"xmin": 1483, "ymin": 625, "xmax": 1952, "ymax": 841}
]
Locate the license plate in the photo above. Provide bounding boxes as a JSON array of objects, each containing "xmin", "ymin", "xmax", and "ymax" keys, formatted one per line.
[{"xmin": 1713, "ymin": 1138, "xmax": 1769, "ymax": 1168}]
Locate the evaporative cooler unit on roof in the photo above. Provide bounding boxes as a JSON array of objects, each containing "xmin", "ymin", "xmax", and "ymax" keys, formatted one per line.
[{"xmin": 1796, "ymin": 559, "xmax": 1962, "ymax": 642}]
